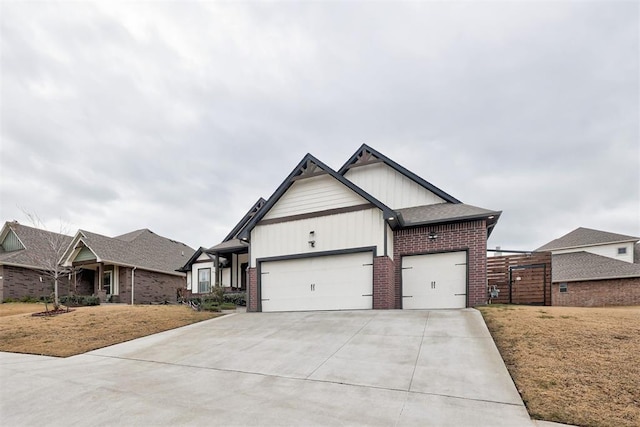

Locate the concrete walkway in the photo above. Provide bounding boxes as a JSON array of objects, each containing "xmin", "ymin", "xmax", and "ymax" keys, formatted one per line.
[{"xmin": 0, "ymin": 309, "xmax": 535, "ymax": 426}]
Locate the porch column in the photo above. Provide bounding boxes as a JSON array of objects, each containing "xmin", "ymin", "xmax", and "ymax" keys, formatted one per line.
[{"xmin": 214, "ymin": 253, "xmax": 220, "ymax": 288}]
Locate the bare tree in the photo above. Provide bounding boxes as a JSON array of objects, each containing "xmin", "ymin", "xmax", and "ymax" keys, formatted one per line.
[{"xmin": 22, "ymin": 211, "xmax": 74, "ymax": 310}]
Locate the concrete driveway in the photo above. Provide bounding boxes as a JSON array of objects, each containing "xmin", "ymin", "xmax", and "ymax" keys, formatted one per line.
[{"xmin": 0, "ymin": 309, "xmax": 534, "ymax": 426}]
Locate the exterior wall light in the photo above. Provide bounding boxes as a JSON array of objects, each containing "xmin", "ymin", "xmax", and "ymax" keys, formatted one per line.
[
  {"xmin": 308, "ymin": 231, "xmax": 316, "ymax": 248},
  {"xmin": 428, "ymin": 232, "xmax": 438, "ymax": 240}
]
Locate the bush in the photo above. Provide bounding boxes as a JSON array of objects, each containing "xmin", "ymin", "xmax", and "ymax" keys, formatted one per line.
[
  {"xmin": 220, "ymin": 302, "xmax": 236, "ymax": 310},
  {"xmin": 223, "ymin": 292, "xmax": 246, "ymax": 306},
  {"xmin": 59, "ymin": 295, "xmax": 100, "ymax": 306},
  {"xmin": 201, "ymin": 301, "xmax": 220, "ymax": 312},
  {"xmin": 20, "ymin": 295, "xmax": 40, "ymax": 303}
]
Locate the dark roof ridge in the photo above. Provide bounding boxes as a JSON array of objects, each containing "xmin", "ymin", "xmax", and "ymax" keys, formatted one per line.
[{"xmin": 238, "ymin": 152, "xmax": 396, "ymax": 240}]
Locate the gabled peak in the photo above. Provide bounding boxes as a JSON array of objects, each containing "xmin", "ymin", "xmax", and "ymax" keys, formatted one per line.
[{"xmin": 292, "ymin": 156, "xmax": 329, "ymax": 180}]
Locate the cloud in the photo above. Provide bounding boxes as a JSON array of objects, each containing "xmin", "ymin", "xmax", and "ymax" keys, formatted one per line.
[{"xmin": 1, "ymin": 1, "xmax": 637, "ymax": 251}]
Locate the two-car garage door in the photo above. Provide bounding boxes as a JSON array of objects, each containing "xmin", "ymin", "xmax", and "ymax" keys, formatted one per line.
[
  {"xmin": 402, "ymin": 251, "xmax": 468, "ymax": 309},
  {"xmin": 260, "ymin": 252, "xmax": 373, "ymax": 312}
]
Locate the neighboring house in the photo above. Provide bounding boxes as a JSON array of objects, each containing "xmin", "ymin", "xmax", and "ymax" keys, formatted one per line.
[
  {"xmin": 178, "ymin": 198, "xmax": 266, "ymax": 296},
  {"xmin": 60, "ymin": 229, "xmax": 195, "ymax": 304},
  {"xmin": 0, "ymin": 221, "xmax": 73, "ymax": 302},
  {"xmin": 223, "ymin": 144, "xmax": 500, "ymax": 312},
  {"xmin": 536, "ymin": 227, "xmax": 640, "ymax": 306}
]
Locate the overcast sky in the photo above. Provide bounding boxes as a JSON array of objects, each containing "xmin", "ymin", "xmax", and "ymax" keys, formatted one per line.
[{"xmin": 1, "ymin": 1, "xmax": 638, "ymax": 252}]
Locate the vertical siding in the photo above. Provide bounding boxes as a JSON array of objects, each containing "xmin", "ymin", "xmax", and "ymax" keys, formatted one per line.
[
  {"xmin": 1, "ymin": 230, "xmax": 24, "ymax": 251},
  {"xmin": 345, "ymin": 163, "xmax": 445, "ymax": 209},
  {"xmin": 251, "ymin": 208, "xmax": 386, "ymax": 264},
  {"xmin": 75, "ymin": 247, "xmax": 97, "ymax": 262},
  {"xmin": 263, "ymin": 175, "xmax": 367, "ymax": 220}
]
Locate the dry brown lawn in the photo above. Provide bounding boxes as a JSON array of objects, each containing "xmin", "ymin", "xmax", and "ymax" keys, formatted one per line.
[
  {"xmin": 0, "ymin": 303, "xmax": 222, "ymax": 357},
  {"xmin": 478, "ymin": 305, "xmax": 640, "ymax": 427}
]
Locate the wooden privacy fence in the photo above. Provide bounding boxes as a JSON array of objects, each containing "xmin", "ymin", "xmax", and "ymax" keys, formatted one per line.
[{"xmin": 487, "ymin": 252, "xmax": 552, "ymax": 305}]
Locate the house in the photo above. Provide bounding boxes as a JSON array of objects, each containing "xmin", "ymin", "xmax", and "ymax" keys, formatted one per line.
[
  {"xmin": 60, "ymin": 228, "xmax": 195, "ymax": 304},
  {"xmin": 0, "ymin": 221, "xmax": 73, "ymax": 302},
  {"xmin": 221, "ymin": 144, "xmax": 501, "ymax": 312},
  {"xmin": 178, "ymin": 198, "xmax": 266, "ymax": 296},
  {"xmin": 536, "ymin": 227, "xmax": 640, "ymax": 306}
]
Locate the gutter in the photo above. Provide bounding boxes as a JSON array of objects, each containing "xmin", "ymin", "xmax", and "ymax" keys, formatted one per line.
[{"xmin": 131, "ymin": 267, "xmax": 137, "ymax": 305}]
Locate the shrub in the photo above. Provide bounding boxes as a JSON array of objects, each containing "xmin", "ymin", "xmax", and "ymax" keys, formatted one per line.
[
  {"xmin": 223, "ymin": 292, "xmax": 246, "ymax": 306},
  {"xmin": 59, "ymin": 295, "xmax": 100, "ymax": 306},
  {"xmin": 201, "ymin": 301, "xmax": 220, "ymax": 312},
  {"xmin": 20, "ymin": 295, "xmax": 39, "ymax": 303},
  {"xmin": 2, "ymin": 297, "xmax": 18, "ymax": 303},
  {"xmin": 220, "ymin": 302, "xmax": 236, "ymax": 310},
  {"xmin": 83, "ymin": 296, "xmax": 101, "ymax": 306}
]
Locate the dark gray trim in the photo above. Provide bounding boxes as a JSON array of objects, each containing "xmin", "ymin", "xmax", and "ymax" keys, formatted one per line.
[
  {"xmin": 338, "ymin": 144, "xmax": 461, "ymax": 204},
  {"xmin": 399, "ymin": 249, "xmax": 470, "ymax": 309},
  {"xmin": 258, "ymin": 204, "xmax": 375, "ymax": 226},
  {"xmin": 223, "ymin": 198, "xmax": 267, "ymax": 243},
  {"xmin": 238, "ymin": 153, "xmax": 396, "ymax": 241},
  {"xmin": 256, "ymin": 246, "xmax": 377, "ymax": 312},
  {"xmin": 176, "ymin": 247, "xmax": 211, "ymax": 272},
  {"xmin": 398, "ymin": 212, "xmax": 501, "ymax": 228}
]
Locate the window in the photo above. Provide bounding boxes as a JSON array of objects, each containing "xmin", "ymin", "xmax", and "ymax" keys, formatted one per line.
[
  {"xmin": 559, "ymin": 283, "xmax": 568, "ymax": 293},
  {"xmin": 618, "ymin": 247, "xmax": 627, "ymax": 255},
  {"xmin": 104, "ymin": 271, "xmax": 112, "ymax": 295},
  {"xmin": 198, "ymin": 268, "xmax": 211, "ymax": 294}
]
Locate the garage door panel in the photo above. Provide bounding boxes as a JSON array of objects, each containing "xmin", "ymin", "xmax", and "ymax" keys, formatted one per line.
[
  {"xmin": 261, "ymin": 252, "xmax": 373, "ymax": 312},
  {"xmin": 402, "ymin": 251, "xmax": 467, "ymax": 309}
]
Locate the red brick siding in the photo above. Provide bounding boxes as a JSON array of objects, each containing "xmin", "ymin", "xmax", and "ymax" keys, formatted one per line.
[
  {"xmin": 393, "ymin": 221, "xmax": 488, "ymax": 308},
  {"xmin": 0, "ymin": 265, "xmax": 71, "ymax": 301},
  {"xmin": 247, "ymin": 267, "xmax": 258, "ymax": 312},
  {"xmin": 552, "ymin": 278, "xmax": 640, "ymax": 307},
  {"xmin": 373, "ymin": 256, "xmax": 395, "ymax": 309}
]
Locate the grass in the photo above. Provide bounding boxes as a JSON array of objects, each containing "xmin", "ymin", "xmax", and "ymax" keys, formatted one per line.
[
  {"xmin": 478, "ymin": 305, "xmax": 640, "ymax": 427},
  {"xmin": 0, "ymin": 303, "xmax": 222, "ymax": 357}
]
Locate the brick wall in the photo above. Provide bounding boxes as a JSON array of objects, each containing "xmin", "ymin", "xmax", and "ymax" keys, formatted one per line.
[
  {"xmin": 373, "ymin": 256, "xmax": 395, "ymax": 309},
  {"xmin": 393, "ymin": 220, "xmax": 488, "ymax": 308},
  {"xmin": 552, "ymin": 277, "xmax": 640, "ymax": 307},
  {"xmin": 119, "ymin": 267, "xmax": 186, "ymax": 304},
  {"xmin": 247, "ymin": 267, "xmax": 258, "ymax": 312},
  {"xmin": 0, "ymin": 265, "xmax": 72, "ymax": 301}
]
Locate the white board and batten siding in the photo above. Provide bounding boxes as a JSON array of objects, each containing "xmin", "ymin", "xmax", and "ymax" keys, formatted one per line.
[
  {"xmin": 345, "ymin": 162, "xmax": 445, "ymax": 209},
  {"xmin": 402, "ymin": 251, "xmax": 468, "ymax": 309},
  {"xmin": 261, "ymin": 251, "xmax": 373, "ymax": 312},
  {"xmin": 251, "ymin": 207, "xmax": 388, "ymax": 265},
  {"xmin": 263, "ymin": 175, "xmax": 367, "ymax": 220}
]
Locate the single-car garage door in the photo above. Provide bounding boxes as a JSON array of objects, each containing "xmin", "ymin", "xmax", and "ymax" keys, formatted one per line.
[
  {"xmin": 260, "ymin": 251, "xmax": 373, "ymax": 312},
  {"xmin": 402, "ymin": 251, "xmax": 467, "ymax": 309}
]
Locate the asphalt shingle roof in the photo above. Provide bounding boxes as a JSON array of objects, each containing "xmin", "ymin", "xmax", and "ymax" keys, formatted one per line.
[
  {"xmin": 74, "ymin": 229, "xmax": 195, "ymax": 275},
  {"xmin": 396, "ymin": 203, "xmax": 500, "ymax": 227},
  {"xmin": 537, "ymin": 227, "xmax": 639, "ymax": 251},
  {"xmin": 552, "ymin": 251, "xmax": 640, "ymax": 282},
  {"xmin": 0, "ymin": 222, "xmax": 72, "ymax": 269}
]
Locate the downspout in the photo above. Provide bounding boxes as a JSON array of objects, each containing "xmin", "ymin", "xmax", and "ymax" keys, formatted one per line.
[{"xmin": 131, "ymin": 267, "xmax": 137, "ymax": 305}]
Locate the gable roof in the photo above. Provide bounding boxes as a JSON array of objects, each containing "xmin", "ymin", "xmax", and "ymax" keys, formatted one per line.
[
  {"xmin": 537, "ymin": 227, "xmax": 640, "ymax": 251},
  {"xmin": 396, "ymin": 203, "xmax": 501, "ymax": 236},
  {"xmin": 0, "ymin": 221, "xmax": 73, "ymax": 270},
  {"xmin": 62, "ymin": 228, "xmax": 195, "ymax": 276},
  {"xmin": 338, "ymin": 144, "xmax": 461, "ymax": 204},
  {"xmin": 176, "ymin": 247, "xmax": 214, "ymax": 272},
  {"xmin": 237, "ymin": 153, "xmax": 397, "ymax": 240},
  {"xmin": 552, "ymin": 251, "xmax": 640, "ymax": 282},
  {"xmin": 222, "ymin": 198, "xmax": 266, "ymax": 242}
]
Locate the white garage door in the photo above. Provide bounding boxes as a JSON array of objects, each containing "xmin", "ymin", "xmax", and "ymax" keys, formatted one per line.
[
  {"xmin": 261, "ymin": 252, "xmax": 373, "ymax": 312},
  {"xmin": 402, "ymin": 251, "xmax": 467, "ymax": 309}
]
